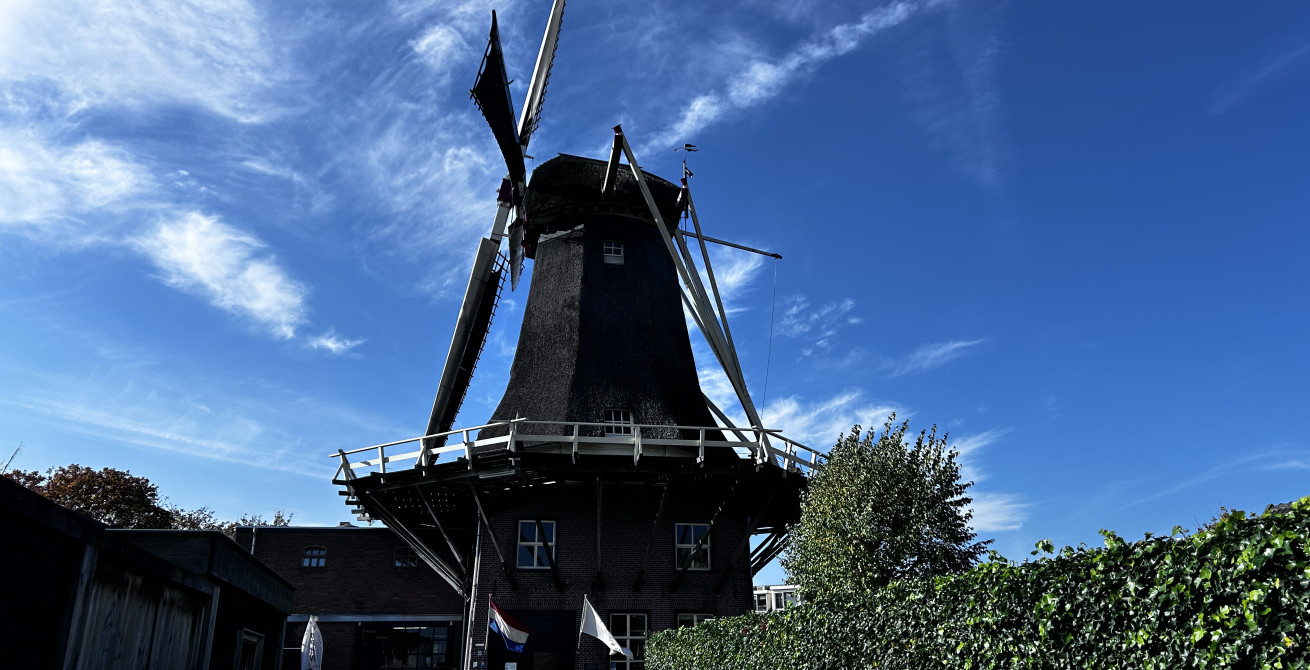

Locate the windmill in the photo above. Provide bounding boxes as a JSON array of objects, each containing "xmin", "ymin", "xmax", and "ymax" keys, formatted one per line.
[{"xmin": 332, "ymin": 3, "xmax": 825, "ymax": 668}]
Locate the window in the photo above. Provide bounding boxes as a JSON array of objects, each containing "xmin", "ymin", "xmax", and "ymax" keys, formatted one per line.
[
  {"xmin": 360, "ymin": 624, "xmax": 452, "ymax": 669},
  {"xmin": 609, "ymin": 613, "xmax": 646, "ymax": 669},
  {"xmin": 302, "ymin": 546, "xmax": 326, "ymax": 568},
  {"xmin": 753, "ymin": 593, "xmax": 768, "ymax": 612},
  {"xmin": 517, "ymin": 520, "xmax": 556, "ymax": 569},
  {"xmin": 676, "ymin": 613, "xmax": 713, "ymax": 628},
  {"xmin": 236, "ymin": 630, "xmax": 263, "ymax": 670},
  {"xmin": 674, "ymin": 523, "xmax": 710, "ymax": 570},
  {"xmin": 603, "ymin": 240, "xmax": 624, "ymax": 265},
  {"xmin": 603, "ymin": 408, "xmax": 633, "ymax": 436},
  {"xmin": 394, "ymin": 546, "xmax": 419, "ymax": 568}
]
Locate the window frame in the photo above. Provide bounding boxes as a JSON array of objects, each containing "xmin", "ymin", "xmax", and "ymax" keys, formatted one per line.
[
  {"xmin": 676, "ymin": 613, "xmax": 714, "ymax": 628},
  {"xmin": 393, "ymin": 545, "xmax": 419, "ymax": 568},
  {"xmin": 608, "ymin": 612, "xmax": 647, "ymax": 669},
  {"xmin": 301, "ymin": 546, "xmax": 326, "ymax": 568},
  {"xmin": 603, "ymin": 408, "xmax": 633, "ymax": 436},
  {"xmin": 603, "ymin": 240, "xmax": 624, "ymax": 265},
  {"xmin": 516, "ymin": 519, "xmax": 557, "ymax": 570},
  {"xmin": 674, "ymin": 522, "xmax": 711, "ymax": 571}
]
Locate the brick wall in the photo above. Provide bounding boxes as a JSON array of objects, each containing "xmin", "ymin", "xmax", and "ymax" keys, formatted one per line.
[
  {"xmin": 468, "ymin": 480, "xmax": 753, "ymax": 669},
  {"xmin": 234, "ymin": 525, "xmax": 466, "ymax": 669}
]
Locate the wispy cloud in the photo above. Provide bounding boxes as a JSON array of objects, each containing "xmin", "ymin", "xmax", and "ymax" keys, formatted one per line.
[
  {"xmin": 779, "ymin": 296, "xmax": 859, "ymax": 357},
  {"xmin": 133, "ymin": 212, "xmax": 308, "ymax": 339},
  {"xmin": 951, "ymin": 427, "xmax": 1011, "ymax": 483},
  {"xmin": 1263, "ymin": 459, "xmax": 1310, "ymax": 471},
  {"xmin": 896, "ymin": 0, "xmax": 1008, "ymax": 189},
  {"xmin": 308, "ymin": 329, "xmax": 366, "ymax": 355},
  {"xmin": 948, "ymin": 427, "xmax": 1027, "ymax": 531},
  {"xmin": 412, "ymin": 24, "xmax": 470, "ymax": 79},
  {"xmin": 0, "ymin": 0, "xmax": 281, "ymax": 122},
  {"xmin": 887, "ymin": 339, "xmax": 984, "ymax": 376},
  {"xmin": 651, "ymin": 0, "xmax": 927, "ymax": 148},
  {"xmin": 0, "ymin": 129, "xmax": 151, "ymax": 232},
  {"xmin": 970, "ymin": 492, "xmax": 1028, "ymax": 532},
  {"xmin": 1211, "ymin": 42, "xmax": 1310, "ymax": 114}
]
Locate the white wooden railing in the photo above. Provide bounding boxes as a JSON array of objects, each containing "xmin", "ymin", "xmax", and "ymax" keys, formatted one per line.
[{"xmin": 330, "ymin": 419, "xmax": 824, "ymax": 481}]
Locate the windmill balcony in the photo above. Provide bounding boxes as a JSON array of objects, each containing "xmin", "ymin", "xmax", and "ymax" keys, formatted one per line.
[{"xmin": 331, "ymin": 419, "xmax": 825, "ymax": 482}]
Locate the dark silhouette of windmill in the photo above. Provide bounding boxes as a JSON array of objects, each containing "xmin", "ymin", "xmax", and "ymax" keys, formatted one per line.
[{"xmin": 333, "ymin": 3, "xmax": 823, "ymax": 668}]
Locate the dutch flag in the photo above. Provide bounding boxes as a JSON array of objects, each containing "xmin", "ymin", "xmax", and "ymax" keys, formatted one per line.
[{"xmin": 488, "ymin": 595, "xmax": 530, "ymax": 653}]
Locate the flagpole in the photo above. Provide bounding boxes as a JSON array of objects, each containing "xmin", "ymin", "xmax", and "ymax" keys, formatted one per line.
[
  {"xmin": 482, "ymin": 593, "xmax": 492, "ymax": 666},
  {"xmin": 577, "ymin": 594, "xmax": 586, "ymax": 653}
]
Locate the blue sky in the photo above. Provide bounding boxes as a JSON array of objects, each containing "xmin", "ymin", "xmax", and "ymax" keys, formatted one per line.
[{"xmin": 2, "ymin": 0, "xmax": 1307, "ymax": 587}]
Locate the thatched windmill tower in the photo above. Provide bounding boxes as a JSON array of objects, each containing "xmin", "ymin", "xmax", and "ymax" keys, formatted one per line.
[{"xmin": 333, "ymin": 3, "xmax": 824, "ymax": 669}]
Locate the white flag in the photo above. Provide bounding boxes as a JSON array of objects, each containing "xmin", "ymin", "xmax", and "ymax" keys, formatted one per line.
[
  {"xmin": 579, "ymin": 595, "xmax": 633, "ymax": 659},
  {"xmin": 301, "ymin": 615, "xmax": 323, "ymax": 670}
]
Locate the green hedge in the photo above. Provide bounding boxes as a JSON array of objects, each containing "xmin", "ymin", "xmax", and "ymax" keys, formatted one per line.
[{"xmin": 648, "ymin": 497, "xmax": 1310, "ymax": 669}]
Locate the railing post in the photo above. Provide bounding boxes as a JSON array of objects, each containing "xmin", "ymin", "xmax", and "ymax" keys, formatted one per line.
[
  {"xmin": 463, "ymin": 429, "xmax": 473, "ymax": 470},
  {"xmin": 697, "ymin": 428, "xmax": 706, "ymax": 465},
  {"xmin": 507, "ymin": 421, "xmax": 518, "ymax": 453},
  {"xmin": 378, "ymin": 445, "xmax": 387, "ymax": 474},
  {"xmin": 571, "ymin": 423, "xmax": 580, "ymax": 464}
]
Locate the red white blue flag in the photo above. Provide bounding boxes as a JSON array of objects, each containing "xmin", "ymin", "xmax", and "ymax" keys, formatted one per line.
[{"xmin": 488, "ymin": 595, "xmax": 530, "ymax": 653}]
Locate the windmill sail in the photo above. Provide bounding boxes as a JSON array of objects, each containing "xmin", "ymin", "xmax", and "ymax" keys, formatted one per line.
[
  {"xmin": 424, "ymin": 238, "xmax": 508, "ymax": 448},
  {"xmin": 470, "ymin": 11, "xmax": 526, "ymax": 186},
  {"xmin": 516, "ymin": 0, "xmax": 566, "ymax": 146}
]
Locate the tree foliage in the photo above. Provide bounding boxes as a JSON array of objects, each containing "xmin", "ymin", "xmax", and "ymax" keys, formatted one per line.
[
  {"xmin": 8, "ymin": 464, "xmax": 175, "ymax": 529},
  {"xmin": 782, "ymin": 416, "xmax": 990, "ymax": 601},
  {"xmin": 648, "ymin": 497, "xmax": 1310, "ymax": 669},
  {"xmin": 4, "ymin": 463, "xmax": 291, "ymax": 536}
]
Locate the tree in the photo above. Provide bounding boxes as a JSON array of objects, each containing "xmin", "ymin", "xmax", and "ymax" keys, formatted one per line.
[
  {"xmin": 6, "ymin": 464, "xmax": 174, "ymax": 529},
  {"xmin": 171, "ymin": 506, "xmax": 294, "ymax": 538},
  {"xmin": 4, "ymin": 463, "xmax": 292, "ymax": 536},
  {"xmin": 782, "ymin": 415, "xmax": 990, "ymax": 601}
]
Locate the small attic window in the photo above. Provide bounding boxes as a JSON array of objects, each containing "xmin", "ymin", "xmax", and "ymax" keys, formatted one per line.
[
  {"xmin": 603, "ymin": 240, "xmax": 624, "ymax": 265},
  {"xmin": 603, "ymin": 408, "xmax": 633, "ymax": 435}
]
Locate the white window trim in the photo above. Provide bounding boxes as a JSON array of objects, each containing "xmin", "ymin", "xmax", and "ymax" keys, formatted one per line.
[
  {"xmin": 609, "ymin": 612, "xmax": 647, "ymax": 667},
  {"xmin": 675, "ymin": 522, "xmax": 711, "ymax": 571},
  {"xmin": 517, "ymin": 520, "xmax": 556, "ymax": 569},
  {"xmin": 603, "ymin": 240, "xmax": 624, "ymax": 265},
  {"xmin": 603, "ymin": 408, "xmax": 633, "ymax": 436}
]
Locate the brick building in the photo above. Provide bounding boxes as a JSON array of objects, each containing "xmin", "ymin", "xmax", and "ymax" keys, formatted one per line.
[{"xmin": 231, "ymin": 525, "xmax": 465, "ymax": 669}]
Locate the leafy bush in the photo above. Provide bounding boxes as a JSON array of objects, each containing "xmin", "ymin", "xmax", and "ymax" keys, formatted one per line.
[
  {"xmin": 784, "ymin": 418, "xmax": 988, "ymax": 599},
  {"xmin": 648, "ymin": 497, "xmax": 1310, "ymax": 669}
]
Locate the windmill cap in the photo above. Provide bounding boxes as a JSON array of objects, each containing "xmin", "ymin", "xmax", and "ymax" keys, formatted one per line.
[{"xmin": 524, "ymin": 154, "xmax": 682, "ymax": 241}]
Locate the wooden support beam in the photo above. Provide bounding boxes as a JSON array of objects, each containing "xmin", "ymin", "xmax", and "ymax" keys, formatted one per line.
[
  {"xmin": 360, "ymin": 493, "xmax": 465, "ymax": 594},
  {"xmin": 465, "ymin": 480, "xmax": 517, "ymax": 591},
  {"xmin": 594, "ymin": 476, "xmax": 605, "ymax": 592},
  {"xmin": 632, "ymin": 481, "xmax": 670, "ymax": 591},
  {"xmin": 715, "ymin": 483, "xmax": 780, "ymax": 591},
  {"xmin": 679, "ymin": 230, "xmax": 781, "ymax": 259},
  {"xmin": 520, "ymin": 472, "xmax": 565, "ymax": 590},
  {"xmin": 601, "ymin": 130, "xmax": 623, "ymax": 196},
  {"xmin": 750, "ymin": 530, "xmax": 788, "ymax": 575},
  {"xmin": 417, "ymin": 487, "xmax": 465, "ymax": 572},
  {"xmin": 615, "ymin": 127, "xmax": 767, "ymax": 442},
  {"xmin": 671, "ymin": 477, "xmax": 741, "ymax": 591}
]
